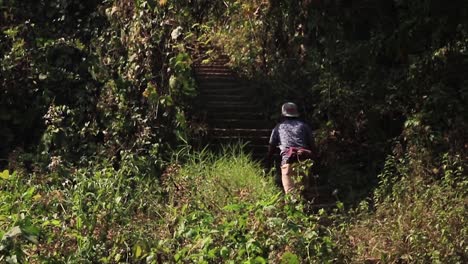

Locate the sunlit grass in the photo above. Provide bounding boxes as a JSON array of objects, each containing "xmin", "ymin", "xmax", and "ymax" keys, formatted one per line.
[{"xmin": 165, "ymin": 144, "xmax": 279, "ymax": 211}]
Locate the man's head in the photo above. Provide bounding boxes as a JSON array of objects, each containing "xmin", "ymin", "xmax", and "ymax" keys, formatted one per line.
[{"xmin": 281, "ymin": 102, "xmax": 299, "ymax": 117}]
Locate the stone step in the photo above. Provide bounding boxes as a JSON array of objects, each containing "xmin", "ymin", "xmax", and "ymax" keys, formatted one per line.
[
  {"xmin": 193, "ymin": 55, "xmax": 274, "ymax": 163},
  {"xmin": 208, "ymin": 119, "xmax": 273, "ymax": 129},
  {"xmin": 194, "ymin": 58, "xmax": 229, "ymax": 66},
  {"xmin": 195, "ymin": 62, "xmax": 231, "ymax": 67},
  {"xmin": 200, "ymin": 88, "xmax": 247, "ymax": 96},
  {"xmin": 195, "ymin": 72, "xmax": 234, "ymax": 78},
  {"xmin": 206, "ymin": 100, "xmax": 258, "ymax": 106},
  {"xmin": 198, "ymin": 83, "xmax": 241, "ymax": 91},
  {"xmin": 198, "ymin": 83, "xmax": 245, "ymax": 91},
  {"xmin": 198, "ymin": 82, "xmax": 242, "ymax": 89},
  {"xmin": 208, "ymin": 111, "xmax": 265, "ymax": 120},
  {"xmin": 196, "ymin": 76, "xmax": 238, "ymax": 82},
  {"xmin": 205, "ymin": 104, "xmax": 262, "ymax": 112},
  {"xmin": 194, "ymin": 67, "xmax": 234, "ymax": 74},
  {"xmin": 203, "ymin": 94, "xmax": 252, "ymax": 102}
]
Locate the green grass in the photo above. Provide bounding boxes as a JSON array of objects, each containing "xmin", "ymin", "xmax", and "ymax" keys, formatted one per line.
[{"xmin": 164, "ymin": 145, "xmax": 279, "ymax": 211}]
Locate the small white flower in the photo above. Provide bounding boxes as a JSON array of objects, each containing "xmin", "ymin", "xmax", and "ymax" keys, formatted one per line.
[{"xmin": 171, "ymin": 26, "xmax": 183, "ymax": 40}]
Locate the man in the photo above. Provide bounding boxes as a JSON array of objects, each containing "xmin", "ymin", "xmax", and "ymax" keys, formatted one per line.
[{"xmin": 267, "ymin": 102, "xmax": 316, "ymax": 193}]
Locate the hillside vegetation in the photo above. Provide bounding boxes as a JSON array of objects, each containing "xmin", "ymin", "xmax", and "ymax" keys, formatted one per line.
[{"xmin": 1, "ymin": 0, "xmax": 467, "ymax": 263}]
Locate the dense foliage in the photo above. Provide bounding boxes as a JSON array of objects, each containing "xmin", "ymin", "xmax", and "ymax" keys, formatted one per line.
[
  {"xmin": 1, "ymin": 0, "xmax": 467, "ymax": 263},
  {"xmin": 1, "ymin": 0, "xmax": 200, "ymax": 173}
]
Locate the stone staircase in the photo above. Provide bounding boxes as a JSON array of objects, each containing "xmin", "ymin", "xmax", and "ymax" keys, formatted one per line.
[
  {"xmin": 193, "ymin": 55, "xmax": 336, "ymax": 208},
  {"xmin": 193, "ymin": 56, "xmax": 272, "ymax": 161}
]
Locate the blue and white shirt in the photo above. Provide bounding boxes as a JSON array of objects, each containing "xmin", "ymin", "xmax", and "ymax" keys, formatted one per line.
[{"xmin": 269, "ymin": 119, "xmax": 314, "ymax": 164}]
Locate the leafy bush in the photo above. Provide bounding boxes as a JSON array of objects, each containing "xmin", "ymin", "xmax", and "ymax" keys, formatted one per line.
[{"xmin": 0, "ymin": 0, "xmax": 200, "ymax": 171}]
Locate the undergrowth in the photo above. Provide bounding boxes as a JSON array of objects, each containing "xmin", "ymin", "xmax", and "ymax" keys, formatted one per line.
[
  {"xmin": 1, "ymin": 145, "xmax": 465, "ymax": 263},
  {"xmin": 0, "ymin": 146, "xmax": 342, "ymax": 263}
]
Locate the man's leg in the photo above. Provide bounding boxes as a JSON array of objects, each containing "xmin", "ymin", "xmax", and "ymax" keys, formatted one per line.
[{"xmin": 280, "ymin": 163, "xmax": 294, "ymax": 193}]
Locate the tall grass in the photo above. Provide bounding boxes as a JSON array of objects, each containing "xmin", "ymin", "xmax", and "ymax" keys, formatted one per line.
[
  {"xmin": 159, "ymin": 145, "xmax": 340, "ymax": 263},
  {"xmin": 338, "ymin": 154, "xmax": 468, "ymax": 263},
  {"xmin": 2, "ymin": 144, "xmax": 341, "ymax": 263},
  {"xmin": 164, "ymin": 145, "xmax": 279, "ymax": 211}
]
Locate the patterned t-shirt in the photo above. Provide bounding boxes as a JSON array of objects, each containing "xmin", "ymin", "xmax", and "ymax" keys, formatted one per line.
[{"xmin": 269, "ymin": 119, "xmax": 313, "ymax": 163}]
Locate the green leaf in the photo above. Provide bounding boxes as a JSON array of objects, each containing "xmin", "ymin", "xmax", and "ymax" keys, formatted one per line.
[
  {"xmin": 201, "ymin": 236, "xmax": 213, "ymax": 249},
  {"xmin": 0, "ymin": 170, "xmax": 9, "ymax": 180},
  {"xmin": 21, "ymin": 223, "xmax": 40, "ymax": 237},
  {"xmin": 22, "ymin": 187, "xmax": 35, "ymax": 200},
  {"xmin": 223, "ymin": 204, "xmax": 242, "ymax": 211},
  {"xmin": 169, "ymin": 75, "xmax": 178, "ymax": 90},
  {"xmin": 114, "ymin": 253, "xmax": 121, "ymax": 262},
  {"xmin": 254, "ymin": 256, "xmax": 267, "ymax": 264},
  {"xmin": 76, "ymin": 216, "xmax": 83, "ymax": 229},
  {"xmin": 134, "ymin": 244, "xmax": 142, "ymax": 258},
  {"xmin": 280, "ymin": 252, "xmax": 300, "ymax": 264},
  {"xmin": 3, "ymin": 27, "xmax": 18, "ymax": 38},
  {"xmin": 220, "ymin": 246, "xmax": 229, "ymax": 258},
  {"xmin": 42, "ymin": 219, "xmax": 61, "ymax": 227}
]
